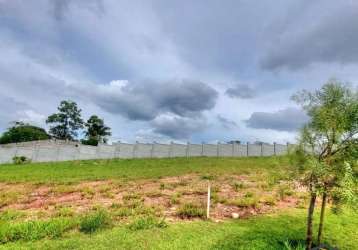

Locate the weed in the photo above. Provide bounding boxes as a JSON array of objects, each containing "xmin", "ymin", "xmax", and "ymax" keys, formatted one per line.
[
  {"xmin": 12, "ymin": 156, "xmax": 31, "ymax": 165},
  {"xmin": 261, "ymin": 195, "xmax": 277, "ymax": 205},
  {"xmin": 79, "ymin": 210, "xmax": 111, "ymax": 234},
  {"xmin": 0, "ymin": 210, "xmax": 25, "ymax": 221},
  {"xmin": 170, "ymin": 193, "xmax": 181, "ymax": 205},
  {"xmin": 0, "ymin": 218, "xmax": 75, "ymax": 243},
  {"xmin": 159, "ymin": 183, "xmax": 165, "ymax": 190},
  {"xmin": 128, "ymin": 216, "xmax": 167, "ymax": 231},
  {"xmin": 277, "ymin": 184, "xmax": 294, "ymax": 200},
  {"xmin": 177, "ymin": 203, "xmax": 205, "ymax": 219},
  {"xmin": 81, "ymin": 187, "xmax": 96, "ymax": 199},
  {"xmin": 226, "ymin": 197, "xmax": 260, "ymax": 208},
  {"xmin": 55, "ymin": 207, "xmax": 75, "ymax": 217},
  {"xmin": 232, "ymin": 181, "xmax": 245, "ymax": 191}
]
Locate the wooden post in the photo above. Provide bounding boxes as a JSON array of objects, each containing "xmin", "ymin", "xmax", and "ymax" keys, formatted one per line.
[
  {"xmin": 207, "ymin": 181, "xmax": 211, "ymax": 219},
  {"xmin": 217, "ymin": 142, "xmax": 220, "ymax": 157},
  {"xmin": 246, "ymin": 142, "xmax": 249, "ymax": 157},
  {"xmin": 273, "ymin": 142, "xmax": 276, "ymax": 156},
  {"xmin": 201, "ymin": 142, "xmax": 204, "ymax": 156},
  {"xmin": 260, "ymin": 143, "xmax": 263, "ymax": 156},
  {"xmin": 232, "ymin": 143, "xmax": 235, "ymax": 157}
]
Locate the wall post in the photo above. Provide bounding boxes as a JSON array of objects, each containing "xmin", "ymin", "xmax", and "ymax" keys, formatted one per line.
[
  {"xmin": 217, "ymin": 142, "xmax": 220, "ymax": 157},
  {"xmin": 151, "ymin": 142, "xmax": 155, "ymax": 158},
  {"xmin": 186, "ymin": 142, "xmax": 190, "ymax": 157},
  {"xmin": 133, "ymin": 141, "xmax": 138, "ymax": 158},
  {"xmin": 169, "ymin": 141, "xmax": 173, "ymax": 158}
]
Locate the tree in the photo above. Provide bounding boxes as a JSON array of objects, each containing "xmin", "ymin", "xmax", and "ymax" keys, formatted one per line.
[
  {"xmin": 0, "ymin": 122, "xmax": 50, "ymax": 144},
  {"xmin": 291, "ymin": 80, "xmax": 357, "ymax": 249},
  {"xmin": 46, "ymin": 100, "xmax": 84, "ymax": 140},
  {"xmin": 82, "ymin": 115, "xmax": 111, "ymax": 146}
]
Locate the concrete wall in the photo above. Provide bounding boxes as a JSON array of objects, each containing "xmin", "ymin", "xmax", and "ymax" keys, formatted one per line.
[{"xmin": 0, "ymin": 140, "xmax": 291, "ymax": 164}]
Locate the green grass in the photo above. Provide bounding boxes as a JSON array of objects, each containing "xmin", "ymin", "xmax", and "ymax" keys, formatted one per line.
[
  {"xmin": 0, "ymin": 209, "xmax": 356, "ymax": 250},
  {"xmin": 79, "ymin": 210, "xmax": 111, "ymax": 234},
  {"xmin": 0, "ymin": 156, "xmax": 290, "ymax": 183}
]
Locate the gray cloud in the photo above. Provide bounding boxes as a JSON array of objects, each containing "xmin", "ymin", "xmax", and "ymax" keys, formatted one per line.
[
  {"xmin": 261, "ymin": 2, "xmax": 358, "ymax": 70},
  {"xmin": 80, "ymin": 79, "xmax": 218, "ymax": 121},
  {"xmin": 225, "ymin": 84, "xmax": 255, "ymax": 99},
  {"xmin": 151, "ymin": 115, "xmax": 207, "ymax": 139},
  {"xmin": 245, "ymin": 107, "xmax": 309, "ymax": 131},
  {"xmin": 217, "ymin": 115, "xmax": 238, "ymax": 129},
  {"xmin": 0, "ymin": 95, "xmax": 39, "ymax": 131}
]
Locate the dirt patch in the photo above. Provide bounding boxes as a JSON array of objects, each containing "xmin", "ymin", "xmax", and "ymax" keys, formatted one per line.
[{"xmin": 0, "ymin": 174, "xmax": 306, "ymax": 221}]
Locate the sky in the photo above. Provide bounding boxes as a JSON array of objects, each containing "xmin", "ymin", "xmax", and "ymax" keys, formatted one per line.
[{"xmin": 0, "ymin": 0, "xmax": 357, "ymax": 144}]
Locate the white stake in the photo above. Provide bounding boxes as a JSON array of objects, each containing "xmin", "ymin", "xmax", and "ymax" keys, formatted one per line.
[{"xmin": 207, "ymin": 181, "xmax": 211, "ymax": 219}]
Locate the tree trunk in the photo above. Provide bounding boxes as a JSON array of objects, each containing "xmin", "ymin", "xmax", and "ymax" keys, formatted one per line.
[
  {"xmin": 306, "ymin": 192, "xmax": 317, "ymax": 250},
  {"xmin": 317, "ymin": 191, "xmax": 327, "ymax": 246}
]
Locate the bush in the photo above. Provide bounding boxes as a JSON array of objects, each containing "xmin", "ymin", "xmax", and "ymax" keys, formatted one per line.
[
  {"xmin": 177, "ymin": 203, "xmax": 205, "ymax": 219},
  {"xmin": 79, "ymin": 210, "xmax": 111, "ymax": 234},
  {"xmin": 12, "ymin": 156, "xmax": 31, "ymax": 165},
  {"xmin": 128, "ymin": 216, "xmax": 167, "ymax": 231}
]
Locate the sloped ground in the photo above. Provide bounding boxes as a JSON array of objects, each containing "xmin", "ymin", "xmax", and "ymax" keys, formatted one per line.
[{"xmin": 0, "ymin": 157, "xmax": 356, "ymax": 249}]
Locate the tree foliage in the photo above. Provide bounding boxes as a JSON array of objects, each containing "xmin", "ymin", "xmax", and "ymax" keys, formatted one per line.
[
  {"xmin": 291, "ymin": 79, "xmax": 357, "ymax": 249},
  {"xmin": 46, "ymin": 100, "xmax": 84, "ymax": 140},
  {"xmin": 82, "ymin": 115, "xmax": 111, "ymax": 146},
  {"xmin": 0, "ymin": 122, "xmax": 50, "ymax": 144}
]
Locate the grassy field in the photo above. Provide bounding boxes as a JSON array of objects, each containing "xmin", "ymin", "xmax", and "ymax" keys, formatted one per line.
[
  {"xmin": 0, "ymin": 156, "xmax": 356, "ymax": 249},
  {"xmin": 0, "ymin": 156, "xmax": 290, "ymax": 183}
]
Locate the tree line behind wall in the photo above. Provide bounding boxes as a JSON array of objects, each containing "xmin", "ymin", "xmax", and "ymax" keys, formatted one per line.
[{"xmin": 0, "ymin": 100, "xmax": 111, "ymax": 146}]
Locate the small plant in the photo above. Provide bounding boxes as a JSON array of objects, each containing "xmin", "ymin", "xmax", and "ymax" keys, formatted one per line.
[
  {"xmin": 0, "ymin": 218, "xmax": 75, "ymax": 243},
  {"xmin": 79, "ymin": 210, "xmax": 111, "ymax": 234},
  {"xmin": 177, "ymin": 203, "xmax": 205, "ymax": 219},
  {"xmin": 201, "ymin": 174, "xmax": 215, "ymax": 180},
  {"xmin": 55, "ymin": 207, "xmax": 75, "ymax": 217},
  {"xmin": 261, "ymin": 195, "xmax": 277, "ymax": 206},
  {"xmin": 12, "ymin": 156, "xmax": 31, "ymax": 165},
  {"xmin": 0, "ymin": 210, "xmax": 25, "ymax": 221},
  {"xmin": 226, "ymin": 197, "xmax": 259, "ymax": 208},
  {"xmin": 232, "ymin": 181, "xmax": 245, "ymax": 191},
  {"xmin": 159, "ymin": 183, "xmax": 165, "ymax": 190},
  {"xmin": 81, "ymin": 187, "xmax": 96, "ymax": 199},
  {"xmin": 277, "ymin": 184, "xmax": 294, "ymax": 200},
  {"xmin": 128, "ymin": 216, "xmax": 167, "ymax": 231},
  {"xmin": 170, "ymin": 193, "xmax": 182, "ymax": 205}
]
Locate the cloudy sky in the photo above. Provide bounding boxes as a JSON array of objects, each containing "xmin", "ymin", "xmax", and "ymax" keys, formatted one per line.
[{"xmin": 0, "ymin": 0, "xmax": 357, "ymax": 144}]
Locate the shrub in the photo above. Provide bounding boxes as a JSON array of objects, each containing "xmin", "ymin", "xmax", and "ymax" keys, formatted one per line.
[
  {"xmin": 79, "ymin": 210, "xmax": 111, "ymax": 234},
  {"xmin": 128, "ymin": 216, "xmax": 167, "ymax": 231},
  {"xmin": 12, "ymin": 156, "xmax": 31, "ymax": 165},
  {"xmin": 177, "ymin": 203, "xmax": 205, "ymax": 219}
]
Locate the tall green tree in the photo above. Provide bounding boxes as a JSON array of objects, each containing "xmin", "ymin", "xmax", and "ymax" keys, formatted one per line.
[
  {"xmin": 82, "ymin": 115, "xmax": 111, "ymax": 146},
  {"xmin": 291, "ymin": 80, "xmax": 357, "ymax": 249},
  {"xmin": 46, "ymin": 100, "xmax": 84, "ymax": 140},
  {"xmin": 0, "ymin": 122, "xmax": 50, "ymax": 144}
]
